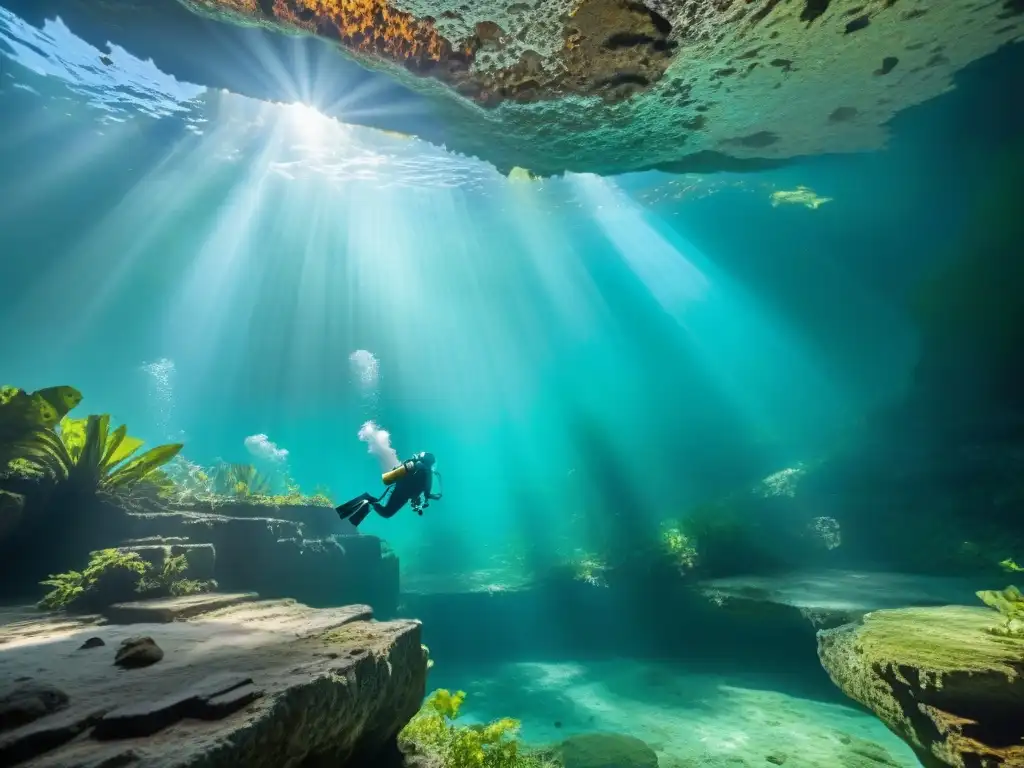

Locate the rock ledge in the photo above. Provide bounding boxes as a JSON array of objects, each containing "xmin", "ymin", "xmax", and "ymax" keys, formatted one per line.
[
  {"xmin": 817, "ymin": 605, "xmax": 1024, "ymax": 768},
  {"xmin": 0, "ymin": 597, "xmax": 426, "ymax": 767}
]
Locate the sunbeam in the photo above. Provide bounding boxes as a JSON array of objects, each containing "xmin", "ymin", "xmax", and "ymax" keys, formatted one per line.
[{"xmin": 575, "ymin": 173, "xmax": 844, "ymax": 447}]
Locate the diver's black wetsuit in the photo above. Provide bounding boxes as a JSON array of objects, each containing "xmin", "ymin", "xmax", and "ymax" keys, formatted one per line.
[{"xmin": 337, "ymin": 453, "xmax": 440, "ymax": 528}]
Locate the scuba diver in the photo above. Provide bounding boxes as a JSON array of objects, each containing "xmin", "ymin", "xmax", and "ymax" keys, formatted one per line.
[{"xmin": 336, "ymin": 451, "xmax": 442, "ymax": 528}]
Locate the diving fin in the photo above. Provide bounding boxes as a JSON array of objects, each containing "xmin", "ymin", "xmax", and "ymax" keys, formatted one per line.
[{"xmin": 336, "ymin": 493, "xmax": 374, "ymax": 520}]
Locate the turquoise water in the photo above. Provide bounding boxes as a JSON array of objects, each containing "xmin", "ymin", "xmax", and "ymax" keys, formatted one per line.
[
  {"xmin": 0, "ymin": 6, "xmax": 968, "ymax": 583},
  {"xmin": 2, "ymin": 8, "xmax": 1021, "ymax": 765}
]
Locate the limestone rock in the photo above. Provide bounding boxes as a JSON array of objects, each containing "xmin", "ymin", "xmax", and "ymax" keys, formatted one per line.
[
  {"xmin": 700, "ymin": 570, "xmax": 988, "ymax": 630},
  {"xmin": 93, "ymin": 672, "xmax": 261, "ymax": 739},
  {"xmin": 0, "ymin": 598, "xmax": 425, "ymax": 767},
  {"xmin": 114, "ymin": 636, "xmax": 164, "ymax": 669},
  {"xmin": 817, "ymin": 605, "xmax": 1024, "ymax": 767},
  {"xmin": 123, "ymin": 509, "xmax": 398, "ymax": 615},
  {"xmin": 0, "ymin": 682, "xmax": 68, "ymax": 732},
  {"xmin": 46, "ymin": 0, "xmax": 1024, "ymax": 176},
  {"xmin": 103, "ymin": 592, "xmax": 258, "ymax": 624},
  {"xmin": 0, "ymin": 491, "xmax": 25, "ymax": 543},
  {"xmin": 118, "ymin": 540, "xmax": 216, "ymax": 582}
]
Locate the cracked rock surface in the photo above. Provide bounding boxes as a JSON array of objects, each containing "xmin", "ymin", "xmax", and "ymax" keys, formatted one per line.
[{"xmin": 0, "ymin": 596, "xmax": 426, "ymax": 767}]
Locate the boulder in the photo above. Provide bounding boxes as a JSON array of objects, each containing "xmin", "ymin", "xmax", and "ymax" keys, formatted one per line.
[
  {"xmin": 817, "ymin": 605, "xmax": 1024, "ymax": 768},
  {"xmin": 560, "ymin": 733, "xmax": 659, "ymax": 768},
  {"xmin": 113, "ymin": 637, "xmax": 164, "ymax": 669},
  {"xmin": 0, "ymin": 597, "xmax": 427, "ymax": 767},
  {"xmin": 0, "ymin": 682, "xmax": 68, "ymax": 732}
]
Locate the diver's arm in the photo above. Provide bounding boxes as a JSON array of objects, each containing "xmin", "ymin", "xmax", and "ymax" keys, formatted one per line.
[
  {"xmin": 421, "ymin": 473, "xmax": 442, "ymax": 501},
  {"xmin": 423, "ymin": 469, "xmax": 441, "ymax": 500}
]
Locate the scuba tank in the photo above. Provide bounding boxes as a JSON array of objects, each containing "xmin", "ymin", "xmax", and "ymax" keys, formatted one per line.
[{"xmin": 382, "ymin": 459, "xmax": 416, "ymax": 485}]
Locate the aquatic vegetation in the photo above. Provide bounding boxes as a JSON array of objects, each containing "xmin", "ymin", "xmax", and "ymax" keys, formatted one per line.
[
  {"xmin": 567, "ymin": 552, "xmax": 609, "ymax": 588},
  {"xmin": 38, "ymin": 548, "xmax": 148, "ymax": 610},
  {"xmin": 159, "ymin": 458, "xmax": 332, "ymax": 508},
  {"xmin": 214, "ymin": 462, "xmax": 331, "ymax": 506},
  {"xmin": 808, "ymin": 516, "xmax": 842, "ymax": 550},
  {"xmin": 137, "ymin": 553, "xmax": 217, "ymax": 597},
  {"xmin": 759, "ymin": 465, "xmax": 806, "ymax": 498},
  {"xmin": 658, "ymin": 521, "xmax": 699, "ymax": 572},
  {"xmin": 976, "ymin": 585, "xmax": 1024, "ymax": 637},
  {"xmin": 769, "ymin": 186, "xmax": 832, "ymax": 209},
  {"xmin": 39, "ymin": 547, "xmax": 215, "ymax": 611},
  {"xmin": 19, "ymin": 414, "xmax": 183, "ymax": 495},
  {"xmin": 1, "ymin": 384, "xmax": 182, "ymax": 497},
  {"xmin": 399, "ymin": 689, "xmax": 554, "ymax": 768},
  {"xmin": 0, "ymin": 385, "xmax": 82, "ymax": 469},
  {"xmin": 214, "ymin": 462, "xmax": 274, "ymax": 497}
]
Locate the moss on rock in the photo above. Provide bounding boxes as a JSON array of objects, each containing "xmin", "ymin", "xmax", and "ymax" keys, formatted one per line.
[{"xmin": 817, "ymin": 605, "xmax": 1024, "ymax": 768}]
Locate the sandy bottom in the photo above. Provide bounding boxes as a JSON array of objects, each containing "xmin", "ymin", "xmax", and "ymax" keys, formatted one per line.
[{"xmin": 431, "ymin": 659, "xmax": 922, "ymax": 768}]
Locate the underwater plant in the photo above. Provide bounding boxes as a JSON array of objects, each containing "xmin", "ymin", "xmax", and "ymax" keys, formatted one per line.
[
  {"xmin": 137, "ymin": 553, "xmax": 217, "ymax": 597},
  {"xmin": 201, "ymin": 461, "xmax": 333, "ymax": 507},
  {"xmin": 976, "ymin": 585, "xmax": 1024, "ymax": 637},
  {"xmin": 0, "ymin": 385, "xmax": 82, "ymax": 470},
  {"xmin": 769, "ymin": 186, "xmax": 832, "ymax": 210},
  {"xmin": 399, "ymin": 689, "xmax": 555, "ymax": 768},
  {"xmin": 19, "ymin": 414, "xmax": 183, "ymax": 495},
  {"xmin": 567, "ymin": 552, "xmax": 609, "ymax": 588},
  {"xmin": 39, "ymin": 547, "xmax": 215, "ymax": 611},
  {"xmin": 213, "ymin": 462, "xmax": 274, "ymax": 497},
  {"xmin": 38, "ymin": 548, "xmax": 149, "ymax": 611},
  {"xmin": 759, "ymin": 465, "xmax": 806, "ymax": 498},
  {"xmin": 658, "ymin": 521, "xmax": 699, "ymax": 572}
]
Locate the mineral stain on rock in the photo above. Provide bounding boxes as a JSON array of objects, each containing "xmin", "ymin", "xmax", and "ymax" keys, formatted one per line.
[
  {"xmin": 186, "ymin": 0, "xmax": 457, "ymax": 71},
  {"xmin": 184, "ymin": 0, "xmax": 676, "ymax": 106}
]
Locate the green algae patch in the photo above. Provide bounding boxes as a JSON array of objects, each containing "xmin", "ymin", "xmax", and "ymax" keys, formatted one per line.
[
  {"xmin": 846, "ymin": 605, "xmax": 1024, "ymax": 682},
  {"xmin": 320, "ymin": 622, "xmax": 382, "ymax": 648},
  {"xmin": 818, "ymin": 606, "xmax": 1024, "ymax": 768}
]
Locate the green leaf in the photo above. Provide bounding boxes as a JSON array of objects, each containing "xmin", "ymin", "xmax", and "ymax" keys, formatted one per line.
[
  {"xmin": 0, "ymin": 386, "xmax": 19, "ymax": 406},
  {"xmin": 59, "ymin": 417, "xmax": 88, "ymax": 463},
  {"xmin": 106, "ymin": 430, "xmax": 143, "ymax": 469},
  {"xmin": 106, "ymin": 443, "xmax": 183, "ymax": 488},
  {"xmin": 81, "ymin": 415, "xmax": 110, "ymax": 472},
  {"xmin": 17, "ymin": 429, "xmax": 74, "ymax": 480},
  {"xmin": 26, "ymin": 392, "xmax": 60, "ymax": 430},
  {"xmin": 34, "ymin": 386, "xmax": 82, "ymax": 426}
]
